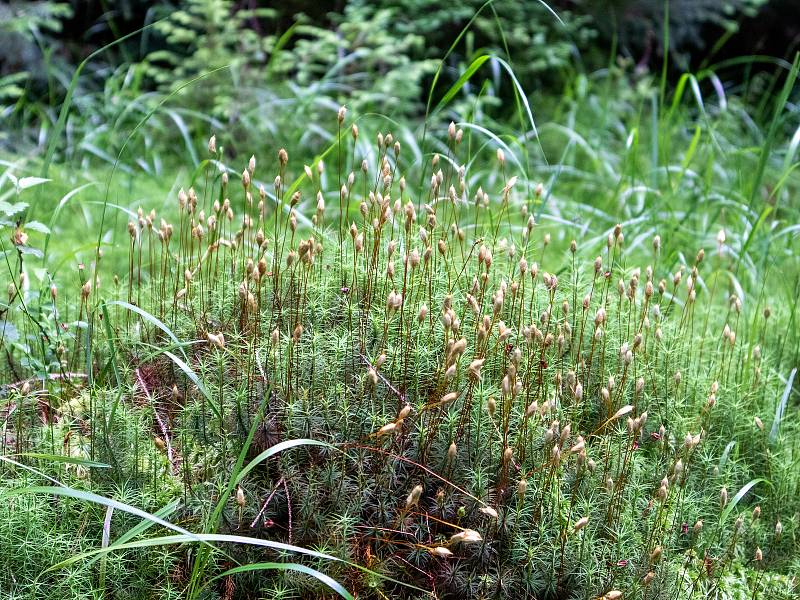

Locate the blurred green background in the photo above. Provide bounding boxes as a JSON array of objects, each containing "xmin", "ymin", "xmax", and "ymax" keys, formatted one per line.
[{"xmin": 3, "ymin": 0, "xmax": 799, "ymax": 160}]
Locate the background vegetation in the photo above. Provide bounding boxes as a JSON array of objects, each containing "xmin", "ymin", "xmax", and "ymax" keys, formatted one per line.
[{"xmin": 1, "ymin": 1, "xmax": 799, "ymax": 598}]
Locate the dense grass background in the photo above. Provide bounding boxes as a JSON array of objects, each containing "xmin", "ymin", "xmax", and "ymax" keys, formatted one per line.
[{"xmin": 1, "ymin": 1, "xmax": 799, "ymax": 599}]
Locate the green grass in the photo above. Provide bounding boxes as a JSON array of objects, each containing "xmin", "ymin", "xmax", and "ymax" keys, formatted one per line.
[{"xmin": 0, "ymin": 16, "xmax": 799, "ymax": 600}]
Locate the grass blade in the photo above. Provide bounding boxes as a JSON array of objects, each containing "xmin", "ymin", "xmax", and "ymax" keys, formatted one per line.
[
  {"xmin": 10, "ymin": 453, "xmax": 110, "ymax": 469},
  {"xmin": 44, "ymin": 534, "xmax": 427, "ymax": 594},
  {"xmin": 205, "ymin": 563, "xmax": 354, "ymax": 600},
  {"xmin": 235, "ymin": 439, "xmax": 337, "ymax": 488},
  {"xmin": 433, "ymin": 54, "xmax": 490, "ymax": 114},
  {"xmin": 719, "ymin": 478, "xmax": 771, "ymax": 524},
  {"xmin": 769, "ymin": 368, "xmax": 797, "ymax": 444},
  {"xmin": 0, "ymin": 486, "xmax": 220, "ymax": 554},
  {"xmin": 748, "ymin": 52, "xmax": 799, "ymax": 209},
  {"xmin": 163, "ymin": 350, "xmax": 221, "ymax": 421},
  {"xmin": 108, "ymin": 301, "xmax": 186, "ymax": 359}
]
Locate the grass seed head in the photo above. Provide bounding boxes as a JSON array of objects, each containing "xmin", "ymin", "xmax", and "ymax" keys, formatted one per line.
[
  {"xmin": 573, "ymin": 516, "xmax": 589, "ymax": 533},
  {"xmin": 517, "ymin": 479, "xmax": 528, "ymax": 500},
  {"xmin": 377, "ymin": 422, "xmax": 396, "ymax": 436},
  {"xmin": 449, "ymin": 529, "xmax": 482, "ymax": 545},
  {"xmin": 405, "ymin": 484, "xmax": 423, "ymax": 509},
  {"xmin": 447, "ymin": 442, "xmax": 457, "ymax": 462},
  {"xmin": 693, "ymin": 520, "xmax": 703, "ymax": 536},
  {"xmin": 650, "ymin": 545, "xmax": 662, "ymax": 563},
  {"xmin": 398, "ymin": 404, "xmax": 411, "ymax": 421},
  {"xmin": 480, "ymin": 506, "xmax": 498, "ymax": 518}
]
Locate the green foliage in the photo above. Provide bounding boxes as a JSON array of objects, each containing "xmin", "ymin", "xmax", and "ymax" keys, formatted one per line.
[
  {"xmin": 275, "ymin": 5, "xmax": 439, "ymax": 117},
  {"xmin": 0, "ymin": 1, "xmax": 73, "ymax": 107},
  {"xmin": 359, "ymin": 0, "xmax": 596, "ymax": 83},
  {"xmin": 0, "ymin": 4, "xmax": 799, "ymax": 599},
  {"xmin": 145, "ymin": 0, "xmax": 278, "ymax": 120},
  {"xmin": 0, "ymin": 1, "xmax": 72, "ymax": 48}
]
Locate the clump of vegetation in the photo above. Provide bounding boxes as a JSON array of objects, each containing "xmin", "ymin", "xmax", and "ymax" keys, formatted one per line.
[
  {"xmin": 1, "ymin": 93, "xmax": 798, "ymax": 597},
  {"xmin": 1, "ymin": 1, "xmax": 799, "ymax": 597}
]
